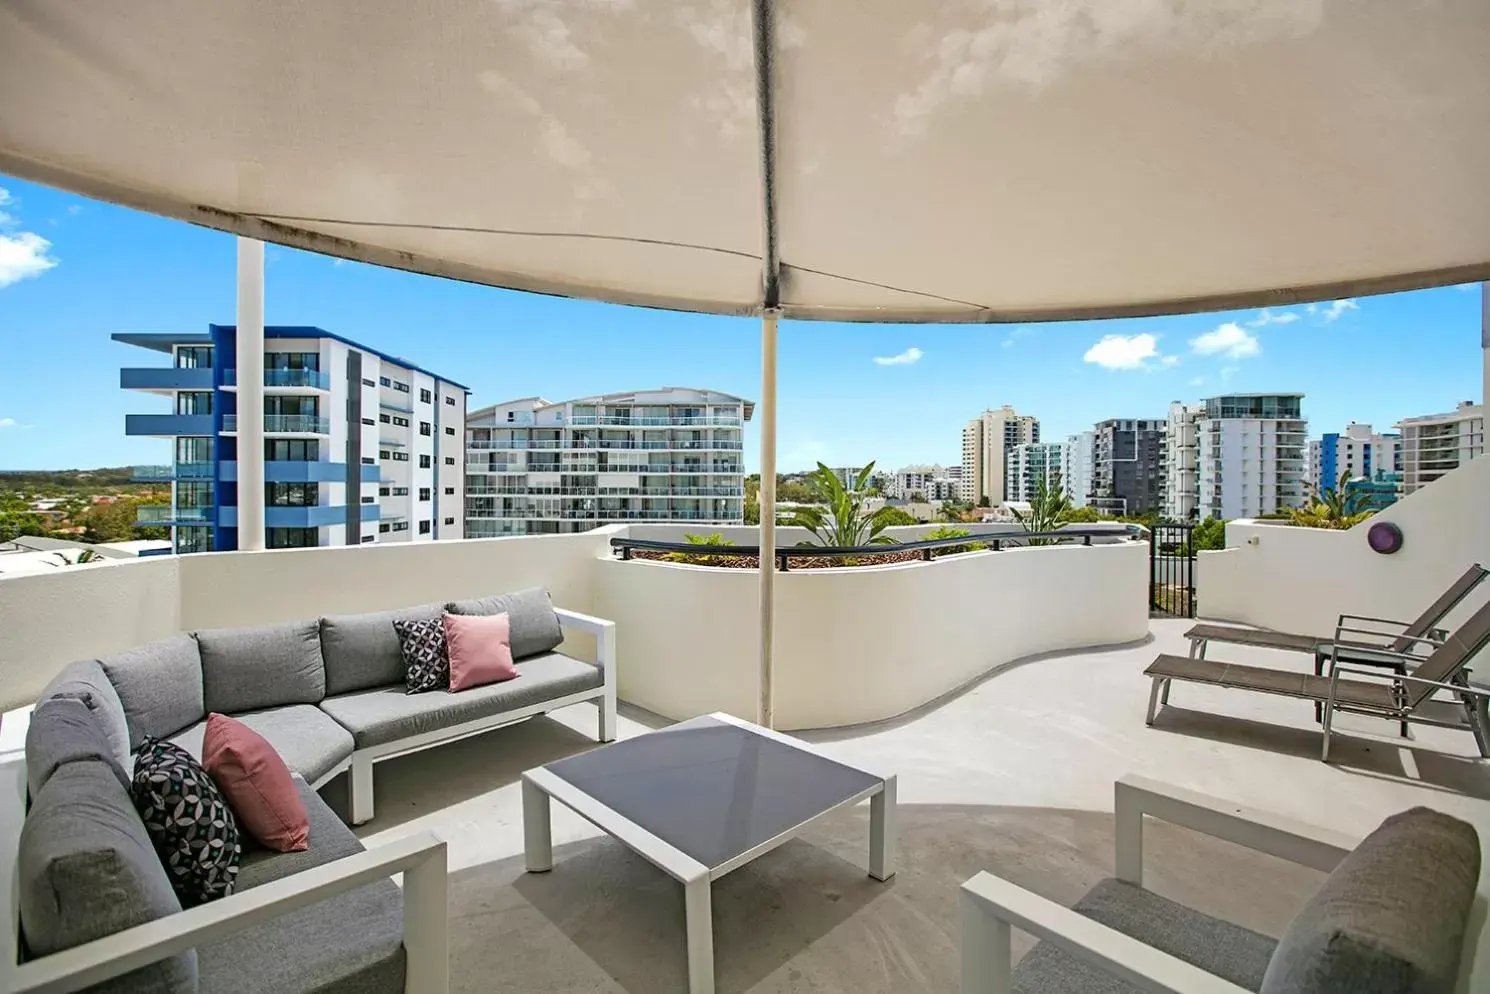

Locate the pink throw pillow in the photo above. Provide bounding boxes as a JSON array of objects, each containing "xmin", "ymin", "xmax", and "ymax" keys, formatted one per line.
[
  {"xmin": 202, "ymin": 713, "xmax": 310, "ymax": 853},
  {"xmin": 443, "ymin": 611, "xmax": 519, "ymax": 692}
]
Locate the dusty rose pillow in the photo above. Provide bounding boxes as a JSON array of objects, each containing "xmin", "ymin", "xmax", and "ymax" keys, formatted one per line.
[
  {"xmin": 443, "ymin": 611, "xmax": 519, "ymax": 692},
  {"xmin": 202, "ymin": 713, "xmax": 309, "ymax": 853}
]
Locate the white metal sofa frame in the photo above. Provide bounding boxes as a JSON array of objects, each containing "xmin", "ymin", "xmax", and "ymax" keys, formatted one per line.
[
  {"xmin": 342, "ymin": 607, "xmax": 618, "ymax": 824},
  {"xmin": 0, "ymin": 705, "xmax": 451, "ymax": 994},
  {"xmin": 960, "ymin": 774, "xmax": 1483, "ymax": 994}
]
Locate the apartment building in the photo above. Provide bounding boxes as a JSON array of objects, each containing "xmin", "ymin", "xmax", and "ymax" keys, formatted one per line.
[
  {"xmin": 1088, "ymin": 418, "xmax": 1165, "ymax": 516},
  {"xmin": 1395, "ymin": 401, "xmax": 1484, "ymax": 496},
  {"xmin": 887, "ymin": 464, "xmax": 954, "ymax": 501},
  {"xmin": 465, "ymin": 388, "xmax": 751, "ymax": 536},
  {"xmin": 118, "ymin": 325, "xmax": 468, "ymax": 553},
  {"xmin": 1196, "ymin": 393, "xmax": 1308, "ymax": 519},
  {"xmin": 959, "ymin": 406, "xmax": 1039, "ymax": 506},
  {"xmin": 1061, "ymin": 431, "xmax": 1095, "ymax": 509},
  {"xmin": 1308, "ymin": 423, "xmax": 1401, "ymax": 495},
  {"xmin": 1162, "ymin": 402, "xmax": 1204, "ymax": 522},
  {"xmin": 1004, "ymin": 443, "xmax": 1065, "ymax": 503}
]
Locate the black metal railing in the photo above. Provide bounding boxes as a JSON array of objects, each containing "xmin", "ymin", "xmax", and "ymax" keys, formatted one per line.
[
  {"xmin": 610, "ymin": 528, "xmax": 1127, "ymax": 571},
  {"xmin": 1149, "ymin": 522, "xmax": 1197, "ymax": 618}
]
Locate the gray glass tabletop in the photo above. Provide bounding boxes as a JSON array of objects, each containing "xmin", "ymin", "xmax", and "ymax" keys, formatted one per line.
[{"xmin": 540, "ymin": 716, "xmax": 883, "ymax": 870}]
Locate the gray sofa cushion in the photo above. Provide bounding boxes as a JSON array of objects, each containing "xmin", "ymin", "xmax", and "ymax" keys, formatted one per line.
[
  {"xmin": 200, "ymin": 775, "xmax": 405, "ymax": 994},
  {"xmin": 320, "ymin": 650, "xmax": 602, "ymax": 749},
  {"xmin": 99, "ymin": 635, "xmax": 205, "ymax": 747},
  {"xmin": 320, "ymin": 602, "xmax": 444, "ymax": 696},
  {"xmin": 1260, "ymin": 807, "xmax": 1480, "ymax": 994},
  {"xmin": 1013, "ymin": 878, "xmax": 1277, "ymax": 994},
  {"xmin": 38, "ymin": 659, "xmax": 132, "ymax": 772},
  {"xmin": 18, "ymin": 759, "xmax": 197, "ymax": 994},
  {"xmin": 445, "ymin": 586, "xmax": 563, "ymax": 660},
  {"xmin": 196, "ymin": 620, "xmax": 326, "ymax": 713},
  {"xmin": 24, "ymin": 697, "xmax": 130, "ymax": 798},
  {"xmin": 171, "ymin": 704, "xmax": 355, "ymax": 785}
]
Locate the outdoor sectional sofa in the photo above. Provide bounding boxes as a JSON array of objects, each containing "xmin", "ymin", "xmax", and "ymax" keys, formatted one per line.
[{"xmin": 0, "ymin": 587, "xmax": 616, "ymax": 993}]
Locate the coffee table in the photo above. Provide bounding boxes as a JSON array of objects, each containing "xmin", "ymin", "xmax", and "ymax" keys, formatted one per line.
[{"xmin": 521, "ymin": 712, "xmax": 896, "ymax": 994}]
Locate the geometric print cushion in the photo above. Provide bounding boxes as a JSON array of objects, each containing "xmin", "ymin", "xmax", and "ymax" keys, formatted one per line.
[
  {"xmin": 394, "ymin": 616, "xmax": 449, "ymax": 694},
  {"xmin": 131, "ymin": 737, "xmax": 242, "ymax": 906}
]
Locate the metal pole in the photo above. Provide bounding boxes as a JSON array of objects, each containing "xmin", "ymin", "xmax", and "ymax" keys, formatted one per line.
[
  {"xmin": 236, "ymin": 237, "xmax": 266, "ymax": 552},
  {"xmin": 758, "ymin": 311, "xmax": 778, "ymax": 728}
]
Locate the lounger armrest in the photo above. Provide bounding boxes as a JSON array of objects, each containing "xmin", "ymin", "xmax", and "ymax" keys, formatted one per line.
[
  {"xmin": 1336, "ymin": 613, "xmax": 1413, "ymax": 630},
  {"xmin": 1113, "ymin": 775, "xmax": 1356, "ymax": 887},
  {"xmin": 8, "ymin": 832, "xmax": 449, "ymax": 994},
  {"xmin": 1332, "ymin": 665, "xmax": 1490, "ymax": 698},
  {"xmin": 960, "ymin": 872, "xmax": 1252, "ymax": 994},
  {"xmin": 1330, "ymin": 626, "xmax": 1443, "ymax": 653}
]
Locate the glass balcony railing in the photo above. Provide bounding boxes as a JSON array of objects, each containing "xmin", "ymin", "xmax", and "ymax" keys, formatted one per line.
[
  {"xmin": 137, "ymin": 505, "xmax": 213, "ymax": 524},
  {"xmin": 221, "ymin": 415, "xmax": 330, "ymax": 434},
  {"xmin": 222, "ymin": 369, "xmax": 330, "ymax": 389},
  {"xmin": 133, "ymin": 462, "xmax": 216, "ymax": 481}
]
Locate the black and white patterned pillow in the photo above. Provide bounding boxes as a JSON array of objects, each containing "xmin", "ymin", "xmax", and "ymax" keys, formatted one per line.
[
  {"xmin": 131, "ymin": 737, "xmax": 241, "ymax": 905},
  {"xmin": 394, "ymin": 616, "xmax": 449, "ymax": 694}
]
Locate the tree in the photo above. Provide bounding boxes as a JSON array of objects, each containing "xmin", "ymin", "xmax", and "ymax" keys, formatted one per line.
[
  {"xmin": 937, "ymin": 500, "xmax": 971, "ymax": 522},
  {"xmin": 977, "ymin": 496, "xmax": 991, "ymax": 508},
  {"xmin": 1190, "ymin": 517, "xmax": 1226, "ymax": 551},
  {"xmin": 873, "ymin": 506, "xmax": 917, "ymax": 527},
  {"xmin": 1289, "ymin": 471, "xmax": 1373, "ymax": 530},
  {"xmin": 1010, "ymin": 471, "xmax": 1072, "ymax": 545},
  {"xmin": 1057, "ymin": 505, "xmax": 1103, "ymax": 524},
  {"xmin": 789, "ymin": 462, "xmax": 898, "ymax": 547}
]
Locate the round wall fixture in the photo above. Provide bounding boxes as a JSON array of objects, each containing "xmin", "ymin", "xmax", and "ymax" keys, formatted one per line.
[{"xmin": 1367, "ymin": 522, "xmax": 1403, "ymax": 555}]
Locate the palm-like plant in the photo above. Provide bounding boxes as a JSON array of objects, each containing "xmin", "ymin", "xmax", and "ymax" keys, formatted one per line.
[
  {"xmin": 789, "ymin": 462, "xmax": 898, "ymax": 547},
  {"xmin": 1289, "ymin": 470, "xmax": 1372, "ymax": 530},
  {"xmin": 1010, "ymin": 472, "xmax": 1072, "ymax": 546},
  {"xmin": 663, "ymin": 533, "xmax": 737, "ymax": 565}
]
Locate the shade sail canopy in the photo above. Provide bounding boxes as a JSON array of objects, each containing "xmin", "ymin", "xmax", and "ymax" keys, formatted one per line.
[{"xmin": 3, "ymin": 0, "xmax": 1487, "ymax": 321}]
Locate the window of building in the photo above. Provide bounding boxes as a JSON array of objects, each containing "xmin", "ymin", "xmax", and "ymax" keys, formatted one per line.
[
  {"xmin": 264, "ymin": 395, "xmax": 319, "ymax": 417},
  {"xmin": 361, "ymin": 456, "xmax": 374, "ymax": 465},
  {"xmin": 265, "ymin": 439, "xmax": 319, "ymax": 461},
  {"xmin": 444, "ymin": 456, "xmax": 455, "ymax": 466},
  {"xmin": 394, "ymin": 380, "xmax": 411, "ymax": 393},
  {"xmin": 362, "ymin": 418, "xmax": 375, "ymax": 426},
  {"xmin": 418, "ymin": 520, "xmax": 431, "ymax": 535},
  {"xmin": 392, "ymin": 415, "xmax": 410, "ymax": 428},
  {"xmin": 176, "ymin": 391, "xmax": 213, "ymax": 415},
  {"xmin": 392, "ymin": 451, "xmax": 409, "ymax": 462},
  {"xmin": 444, "ymin": 517, "xmax": 455, "ymax": 526},
  {"xmin": 392, "ymin": 521, "xmax": 410, "ymax": 532},
  {"xmin": 361, "ymin": 535, "xmax": 375, "ymax": 543},
  {"xmin": 444, "ymin": 487, "xmax": 455, "ymax": 495},
  {"xmin": 446, "ymin": 396, "xmax": 456, "ymax": 406},
  {"xmin": 361, "ymin": 495, "xmax": 375, "ymax": 504},
  {"xmin": 419, "ymin": 421, "xmax": 431, "ymax": 436},
  {"xmin": 419, "ymin": 488, "xmax": 431, "ymax": 501},
  {"xmin": 380, "ymin": 376, "xmax": 391, "ymax": 387},
  {"xmin": 393, "ymin": 486, "xmax": 409, "ymax": 496},
  {"xmin": 266, "ymin": 482, "xmax": 318, "ymax": 507},
  {"xmin": 177, "ymin": 481, "xmax": 213, "ymax": 511},
  {"xmin": 175, "ymin": 525, "xmax": 212, "ymax": 554},
  {"xmin": 420, "ymin": 388, "xmax": 432, "ymax": 403},
  {"xmin": 379, "ymin": 413, "xmax": 391, "ymax": 424},
  {"xmin": 265, "ymin": 352, "xmax": 320, "ymax": 372},
  {"xmin": 177, "ymin": 436, "xmax": 214, "ymax": 463},
  {"xmin": 379, "ymin": 486, "xmax": 390, "ymax": 497},
  {"xmin": 362, "ymin": 377, "xmax": 376, "ymax": 387},
  {"xmin": 379, "ymin": 523, "xmax": 391, "ymax": 533},
  {"xmin": 175, "ymin": 346, "xmax": 213, "ymax": 369},
  {"xmin": 445, "ymin": 426, "xmax": 456, "ymax": 436},
  {"xmin": 417, "ymin": 455, "xmax": 430, "ymax": 469},
  {"xmin": 379, "ymin": 449, "xmax": 390, "ymax": 460},
  {"xmin": 267, "ymin": 527, "xmax": 318, "ymax": 549}
]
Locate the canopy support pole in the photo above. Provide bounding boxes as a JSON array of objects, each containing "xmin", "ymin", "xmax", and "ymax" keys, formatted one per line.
[
  {"xmin": 758, "ymin": 312, "xmax": 778, "ymax": 728},
  {"xmin": 235, "ymin": 237, "xmax": 266, "ymax": 553}
]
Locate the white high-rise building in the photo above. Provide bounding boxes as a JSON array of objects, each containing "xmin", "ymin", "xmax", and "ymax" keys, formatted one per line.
[
  {"xmin": 465, "ymin": 388, "xmax": 752, "ymax": 536},
  {"xmin": 1005, "ymin": 442, "xmax": 1065, "ymax": 503},
  {"xmin": 1163, "ymin": 402, "xmax": 1204, "ymax": 521},
  {"xmin": 1061, "ymin": 431, "xmax": 1095, "ymax": 508},
  {"xmin": 1396, "ymin": 401, "xmax": 1484, "ymax": 496},
  {"xmin": 887, "ymin": 464, "xmax": 950, "ymax": 500},
  {"xmin": 959, "ymin": 406, "xmax": 1039, "ymax": 506},
  {"xmin": 1196, "ymin": 394, "xmax": 1308, "ymax": 520},
  {"xmin": 1307, "ymin": 423, "xmax": 1401, "ymax": 493}
]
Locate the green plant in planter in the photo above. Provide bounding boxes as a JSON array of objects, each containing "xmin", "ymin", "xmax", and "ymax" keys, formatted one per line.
[
  {"xmin": 663, "ymin": 533, "xmax": 737, "ymax": 565},
  {"xmin": 1010, "ymin": 472, "xmax": 1072, "ymax": 546},
  {"xmin": 921, "ymin": 525, "xmax": 986, "ymax": 555},
  {"xmin": 789, "ymin": 462, "xmax": 899, "ymax": 548}
]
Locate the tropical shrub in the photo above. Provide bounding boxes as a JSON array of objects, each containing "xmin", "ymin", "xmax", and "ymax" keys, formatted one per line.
[
  {"xmin": 872, "ymin": 506, "xmax": 918, "ymax": 527},
  {"xmin": 663, "ymin": 533, "xmax": 738, "ymax": 565},
  {"xmin": 1287, "ymin": 470, "xmax": 1375, "ymax": 530},
  {"xmin": 789, "ymin": 462, "xmax": 898, "ymax": 547},
  {"xmin": 1011, "ymin": 472, "xmax": 1072, "ymax": 546},
  {"xmin": 921, "ymin": 525, "xmax": 987, "ymax": 555}
]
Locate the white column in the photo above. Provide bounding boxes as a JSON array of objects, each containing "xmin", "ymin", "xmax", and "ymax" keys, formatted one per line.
[
  {"xmin": 758, "ymin": 312, "xmax": 778, "ymax": 729},
  {"xmin": 236, "ymin": 237, "xmax": 266, "ymax": 552},
  {"xmin": 1480, "ymin": 282, "xmax": 1488, "ymax": 410}
]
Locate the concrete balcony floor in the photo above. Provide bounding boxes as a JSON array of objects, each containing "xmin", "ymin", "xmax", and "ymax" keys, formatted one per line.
[{"xmin": 340, "ymin": 618, "xmax": 1490, "ymax": 992}]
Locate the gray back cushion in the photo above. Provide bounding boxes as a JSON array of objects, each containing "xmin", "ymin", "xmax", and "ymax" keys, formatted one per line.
[
  {"xmin": 445, "ymin": 587, "xmax": 563, "ymax": 660},
  {"xmin": 38, "ymin": 659, "xmax": 132, "ymax": 772},
  {"xmin": 98, "ymin": 635, "xmax": 206, "ymax": 749},
  {"xmin": 24, "ymin": 697, "xmax": 130, "ymax": 798},
  {"xmin": 19, "ymin": 759, "xmax": 197, "ymax": 993},
  {"xmin": 196, "ymin": 620, "xmax": 326, "ymax": 714},
  {"xmin": 1261, "ymin": 806, "xmax": 1480, "ymax": 994},
  {"xmin": 320, "ymin": 602, "xmax": 444, "ymax": 696}
]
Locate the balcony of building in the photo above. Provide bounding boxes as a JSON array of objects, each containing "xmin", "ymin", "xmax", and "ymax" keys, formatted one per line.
[
  {"xmin": 131, "ymin": 462, "xmax": 215, "ymax": 482},
  {"xmin": 221, "ymin": 369, "xmax": 331, "ymax": 391},
  {"xmin": 124, "ymin": 413, "xmax": 215, "ymax": 437},
  {"xmin": 119, "ymin": 366, "xmax": 215, "ymax": 393},
  {"xmin": 221, "ymin": 414, "xmax": 332, "ymax": 435}
]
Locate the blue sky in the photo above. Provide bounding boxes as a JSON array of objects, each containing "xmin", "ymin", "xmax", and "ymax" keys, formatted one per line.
[{"xmin": 0, "ymin": 174, "xmax": 1484, "ymax": 473}]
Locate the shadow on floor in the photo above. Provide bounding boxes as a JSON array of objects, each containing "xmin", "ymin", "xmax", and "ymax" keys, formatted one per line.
[
  {"xmin": 1150, "ymin": 705, "xmax": 1490, "ymax": 800},
  {"xmin": 442, "ymin": 802, "xmax": 1326, "ymax": 994}
]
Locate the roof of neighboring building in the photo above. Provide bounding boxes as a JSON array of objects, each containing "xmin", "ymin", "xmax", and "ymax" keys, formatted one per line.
[
  {"xmin": 474, "ymin": 389, "xmax": 755, "ymax": 421},
  {"xmin": 96, "ymin": 539, "xmax": 174, "ymax": 555},
  {"xmin": 112, "ymin": 332, "xmax": 214, "ymax": 353}
]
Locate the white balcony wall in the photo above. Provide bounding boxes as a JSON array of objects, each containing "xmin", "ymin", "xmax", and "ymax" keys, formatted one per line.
[
  {"xmin": 1196, "ymin": 454, "xmax": 1490, "ymax": 635},
  {"xmin": 594, "ymin": 541, "xmax": 1149, "ymax": 730}
]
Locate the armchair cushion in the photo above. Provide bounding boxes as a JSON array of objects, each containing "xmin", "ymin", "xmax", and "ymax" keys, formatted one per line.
[
  {"xmin": 445, "ymin": 586, "xmax": 563, "ymax": 660},
  {"xmin": 38, "ymin": 658, "xmax": 132, "ymax": 772},
  {"xmin": 320, "ymin": 602, "xmax": 445, "ymax": 696},
  {"xmin": 99, "ymin": 635, "xmax": 205, "ymax": 748},
  {"xmin": 24, "ymin": 696, "xmax": 130, "ymax": 798},
  {"xmin": 196, "ymin": 620, "xmax": 326, "ymax": 713}
]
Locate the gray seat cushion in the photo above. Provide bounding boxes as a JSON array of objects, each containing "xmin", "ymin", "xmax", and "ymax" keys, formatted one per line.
[
  {"xmin": 38, "ymin": 659, "xmax": 132, "ymax": 772},
  {"xmin": 445, "ymin": 586, "xmax": 563, "ymax": 660},
  {"xmin": 196, "ymin": 620, "xmax": 327, "ymax": 713},
  {"xmin": 99, "ymin": 635, "xmax": 205, "ymax": 747},
  {"xmin": 18, "ymin": 759, "xmax": 197, "ymax": 994},
  {"xmin": 319, "ymin": 651, "xmax": 603, "ymax": 749},
  {"xmin": 1260, "ymin": 807, "xmax": 1480, "ymax": 994},
  {"xmin": 170, "ymin": 704, "xmax": 355, "ymax": 785},
  {"xmin": 320, "ymin": 602, "xmax": 444, "ymax": 696},
  {"xmin": 1012, "ymin": 878, "xmax": 1277, "ymax": 994},
  {"xmin": 24, "ymin": 697, "xmax": 130, "ymax": 798},
  {"xmin": 200, "ymin": 778, "xmax": 405, "ymax": 994}
]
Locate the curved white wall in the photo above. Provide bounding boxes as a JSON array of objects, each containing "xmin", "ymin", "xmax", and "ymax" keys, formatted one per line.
[{"xmin": 593, "ymin": 541, "xmax": 1150, "ymax": 730}]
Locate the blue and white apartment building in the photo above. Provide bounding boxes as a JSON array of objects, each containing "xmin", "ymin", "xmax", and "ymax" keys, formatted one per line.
[{"xmin": 118, "ymin": 325, "xmax": 468, "ymax": 554}]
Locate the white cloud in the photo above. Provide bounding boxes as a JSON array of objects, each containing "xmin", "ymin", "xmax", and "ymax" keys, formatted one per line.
[
  {"xmin": 1000, "ymin": 325, "xmax": 1035, "ymax": 348},
  {"xmin": 1317, "ymin": 299, "xmax": 1358, "ymax": 323},
  {"xmin": 0, "ymin": 232, "xmax": 58, "ymax": 288},
  {"xmin": 1190, "ymin": 322, "xmax": 1260, "ymax": 359},
  {"xmin": 873, "ymin": 347, "xmax": 924, "ymax": 366},
  {"xmin": 1187, "ymin": 376, "xmax": 1206, "ymax": 387},
  {"xmin": 66, "ymin": 204, "xmax": 83, "ymax": 216},
  {"xmin": 0, "ymin": 418, "xmax": 16, "ymax": 429},
  {"xmin": 1247, "ymin": 308, "xmax": 1299, "ymax": 327},
  {"xmin": 1160, "ymin": 355, "xmax": 1181, "ymax": 367},
  {"xmin": 1457, "ymin": 283, "xmax": 1481, "ymax": 293},
  {"xmin": 1083, "ymin": 333, "xmax": 1159, "ymax": 370},
  {"xmin": 0, "ymin": 187, "xmax": 13, "ymax": 225}
]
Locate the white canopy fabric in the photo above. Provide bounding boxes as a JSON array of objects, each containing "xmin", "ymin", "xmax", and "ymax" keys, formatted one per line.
[{"xmin": 3, "ymin": 0, "xmax": 1488, "ymax": 322}]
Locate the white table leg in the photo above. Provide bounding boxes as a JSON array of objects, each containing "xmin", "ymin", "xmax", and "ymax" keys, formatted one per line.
[
  {"xmin": 870, "ymin": 774, "xmax": 897, "ymax": 881},
  {"xmin": 684, "ymin": 875, "xmax": 715, "ymax": 994},
  {"xmin": 523, "ymin": 778, "xmax": 553, "ymax": 872}
]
